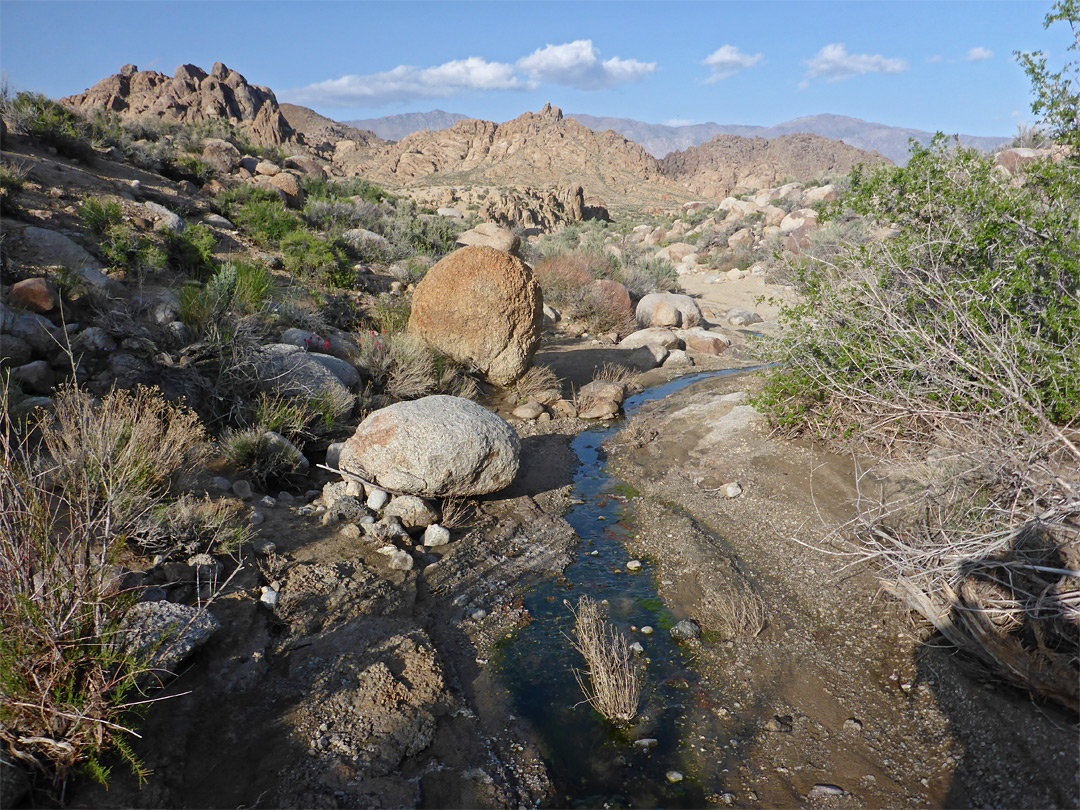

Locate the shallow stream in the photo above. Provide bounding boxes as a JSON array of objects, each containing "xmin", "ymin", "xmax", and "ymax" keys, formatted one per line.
[{"xmin": 497, "ymin": 371, "xmax": 751, "ymax": 808}]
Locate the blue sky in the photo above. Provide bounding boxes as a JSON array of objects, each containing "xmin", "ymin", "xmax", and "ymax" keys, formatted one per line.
[{"xmin": 1, "ymin": 1, "xmax": 1072, "ymax": 136}]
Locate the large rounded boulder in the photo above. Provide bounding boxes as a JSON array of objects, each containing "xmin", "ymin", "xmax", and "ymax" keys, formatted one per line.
[
  {"xmin": 408, "ymin": 246, "xmax": 543, "ymax": 386},
  {"xmin": 338, "ymin": 395, "xmax": 520, "ymax": 497}
]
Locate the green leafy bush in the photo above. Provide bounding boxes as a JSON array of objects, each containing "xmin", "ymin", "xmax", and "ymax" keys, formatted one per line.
[
  {"xmin": 164, "ymin": 223, "xmax": 217, "ymax": 278},
  {"xmin": 179, "ymin": 261, "xmax": 274, "ymax": 329},
  {"xmin": 229, "ymin": 197, "xmax": 303, "ymax": 247},
  {"xmin": 299, "ymin": 175, "xmax": 390, "ymax": 204},
  {"xmin": 280, "ymin": 230, "xmax": 351, "ymax": 287},
  {"xmin": 80, "ymin": 197, "xmax": 123, "ymax": 236}
]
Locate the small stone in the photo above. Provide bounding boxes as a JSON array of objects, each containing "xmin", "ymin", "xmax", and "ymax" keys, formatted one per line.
[
  {"xmin": 376, "ymin": 545, "xmax": 397, "ymax": 556},
  {"xmin": 666, "ymin": 771, "xmax": 684, "ymax": 783},
  {"xmin": 232, "ymin": 480, "xmax": 253, "ymax": 500},
  {"xmin": 626, "ymin": 559, "xmax": 642, "ymax": 571},
  {"xmin": 260, "ymin": 586, "xmax": 279, "ymax": 607},
  {"xmin": 388, "ymin": 549, "xmax": 414, "ymax": 571},
  {"xmin": 724, "ymin": 482, "xmax": 743, "ymax": 499},
  {"xmin": 764, "ymin": 715, "xmax": 794, "ymax": 733},
  {"xmin": 718, "ymin": 793, "xmax": 736, "ymax": 806},
  {"xmin": 423, "ymin": 524, "xmax": 451, "ymax": 547},
  {"xmin": 249, "ymin": 510, "xmax": 265, "ymax": 526},
  {"xmin": 276, "ymin": 491, "xmax": 295, "ymax": 506},
  {"xmin": 210, "ymin": 476, "xmax": 232, "ymax": 492},
  {"xmin": 366, "ymin": 488, "xmax": 389, "ymax": 511},
  {"xmin": 640, "ymin": 626, "xmax": 654, "ymax": 635},
  {"xmin": 339, "ymin": 524, "xmax": 362, "ymax": 541},
  {"xmin": 320, "ymin": 511, "xmax": 339, "ymax": 527},
  {"xmin": 253, "ymin": 540, "xmax": 276, "ymax": 555},
  {"xmin": 807, "ymin": 785, "xmax": 844, "ymax": 799},
  {"xmin": 633, "ymin": 738, "xmax": 658, "ymax": 750},
  {"xmin": 259, "ymin": 495, "xmax": 277, "ymax": 509},
  {"xmin": 629, "ymin": 641, "xmax": 644, "ymax": 653},
  {"xmin": 537, "ymin": 412, "xmax": 552, "ymax": 423},
  {"xmin": 471, "ymin": 609, "xmax": 487, "ymax": 620},
  {"xmin": 663, "ymin": 349, "xmax": 693, "ymax": 368},
  {"xmin": 842, "ymin": 718, "xmax": 863, "ymax": 734},
  {"xmin": 345, "ymin": 480, "xmax": 364, "ymax": 498},
  {"xmin": 325, "ymin": 441, "xmax": 345, "ymax": 469},
  {"xmin": 671, "ymin": 619, "xmax": 702, "ymax": 641},
  {"xmin": 512, "ymin": 401, "xmax": 545, "ymax": 420}
]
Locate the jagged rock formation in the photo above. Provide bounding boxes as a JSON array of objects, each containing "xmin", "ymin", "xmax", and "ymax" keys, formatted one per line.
[
  {"xmin": 62, "ymin": 62, "xmax": 294, "ymax": 145},
  {"xmin": 480, "ymin": 184, "xmax": 608, "ymax": 232},
  {"xmin": 278, "ymin": 103, "xmax": 386, "ymax": 154},
  {"xmin": 660, "ymin": 133, "xmax": 891, "ymax": 198},
  {"xmin": 334, "ymin": 104, "xmax": 690, "ymax": 213}
]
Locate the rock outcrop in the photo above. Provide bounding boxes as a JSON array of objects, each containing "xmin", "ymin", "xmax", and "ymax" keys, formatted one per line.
[
  {"xmin": 409, "ymin": 246, "xmax": 543, "ymax": 386},
  {"xmin": 62, "ymin": 62, "xmax": 294, "ymax": 146},
  {"xmin": 334, "ymin": 104, "xmax": 690, "ymax": 213},
  {"xmin": 339, "ymin": 395, "xmax": 520, "ymax": 497},
  {"xmin": 660, "ymin": 132, "xmax": 890, "ymax": 199}
]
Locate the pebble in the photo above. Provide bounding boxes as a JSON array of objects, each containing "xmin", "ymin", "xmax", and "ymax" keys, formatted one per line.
[
  {"xmin": 633, "ymin": 738, "xmax": 658, "ymax": 750},
  {"xmin": 320, "ymin": 511, "xmax": 339, "ymax": 527},
  {"xmin": 724, "ymin": 482, "xmax": 743, "ymax": 499},
  {"xmin": 666, "ymin": 771, "xmax": 684, "ymax": 783},
  {"xmin": 807, "ymin": 785, "xmax": 844, "ymax": 799},
  {"xmin": 231, "ymin": 479, "xmax": 253, "ymax": 500},
  {"xmin": 259, "ymin": 586, "xmax": 279, "ymax": 607},
  {"xmin": 764, "ymin": 715, "xmax": 794, "ymax": 733},
  {"xmin": 339, "ymin": 524, "xmax": 362, "ymax": 541},
  {"xmin": 471, "ymin": 609, "xmax": 487, "ymax": 620},
  {"xmin": 626, "ymin": 559, "xmax": 643, "ymax": 571},
  {"xmin": 629, "ymin": 641, "xmax": 644, "ymax": 653},
  {"xmin": 277, "ymin": 491, "xmax": 295, "ymax": 506},
  {"xmin": 366, "ymin": 488, "xmax": 389, "ymax": 511},
  {"xmin": 388, "ymin": 549, "xmax": 414, "ymax": 571},
  {"xmin": 843, "ymin": 718, "xmax": 863, "ymax": 734},
  {"xmin": 210, "ymin": 476, "xmax": 232, "ymax": 492},
  {"xmin": 423, "ymin": 524, "xmax": 451, "ymax": 547},
  {"xmin": 259, "ymin": 495, "xmax": 277, "ymax": 509},
  {"xmin": 640, "ymin": 626, "xmax": 654, "ymax": 635},
  {"xmin": 249, "ymin": 510, "xmax": 265, "ymax": 526},
  {"xmin": 345, "ymin": 480, "xmax": 364, "ymax": 498},
  {"xmin": 718, "ymin": 793, "xmax": 736, "ymax": 806},
  {"xmin": 253, "ymin": 540, "xmax": 276, "ymax": 555}
]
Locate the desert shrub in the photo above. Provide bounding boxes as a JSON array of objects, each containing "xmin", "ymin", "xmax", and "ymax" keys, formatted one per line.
[
  {"xmin": 613, "ymin": 254, "xmax": 677, "ymax": 298},
  {"xmin": 220, "ymin": 427, "xmax": 307, "ymax": 487},
  {"xmin": 511, "ymin": 365, "xmax": 562, "ymax": 405},
  {"xmin": 135, "ymin": 494, "xmax": 249, "ymax": 556},
  {"xmin": 0, "ymin": 161, "xmax": 28, "ymax": 215},
  {"xmin": 163, "ymin": 223, "xmax": 217, "ymax": 278},
  {"xmin": 163, "ymin": 154, "xmax": 216, "ymax": 185},
  {"xmin": 356, "ymin": 332, "xmax": 477, "ymax": 402},
  {"xmin": 389, "ymin": 257, "xmax": 430, "ymax": 286},
  {"xmin": 2, "ymin": 91, "xmax": 94, "ymax": 161},
  {"xmin": 365, "ymin": 293, "xmax": 412, "ymax": 335},
  {"xmin": 756, "ymin": 101, "xmax": 1080, "ymax": 704},
  {"xmin": 280, "ymin": 230, "xmax": 351, "ymax": 287},
  {"xmin": 223, "ymin": 193, "xmax": 302, "ymax": 247},
  {"xmin": 96, "ymin": 224, "xmax": 164, "ymax": 279},
  {"xmin": 303, "ymin": 198, "xmax": 364, "ymax": 233},
  {"xmin": 298, "ymin": 175, "xmax": 390, "ymax": 204},
  {"xmin": 0, "ymin": 384, "xmax": 206, "ymax": 792},
  {"xmin": 533, "ymin": 252, "xmax": 635, "ymax": 336},
  {"xmin": 532, "ymin": 255, "xmax": 593, "ymax": 309},
  {"xmin": 566, "ymin": 596, "xmax": 640, "ymax": 724},
  {"xmin": 179, "ymin": 261, "xmax": 274, "ymax": 329},
  {"xmin": 79, "ymin": 198, "xmax": 123, "ymax": 236},
  {"xmin": 377, "ymin": 200, "xmax": 461, "ymax": 258}
]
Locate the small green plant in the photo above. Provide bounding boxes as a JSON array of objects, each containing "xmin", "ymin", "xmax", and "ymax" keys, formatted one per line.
[
  {"xmin": 280, "ymin": 230, "xmax": 351, "ymax": 287},
  {"xmin": 0, "ymin": 161, "xmax": 29, "ymax": 215},
  {"xmin": 230, "ymin": 197, "xmax": 303, "ymax": 248},
  {"xmin": 179, "ymin": 260, "xmax": 274, "ymax": 329},
  {"xmin": 367, "ymin": 293, "xmax": 412, "ymax": 335},
  {"xmin": 80, "ymin": 197, "xmax": 123, "ymax": 237},
  {"xmin": 164, "ymin": 223, "xmax": 217, "ymax": 278}
]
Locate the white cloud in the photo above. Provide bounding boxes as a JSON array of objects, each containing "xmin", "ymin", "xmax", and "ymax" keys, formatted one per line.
[
  {"xmin": 285, "ymin": 57, "xmax": 529, "ymax": 107},
  {"xmin": 805, "ymin": 43, "xmax": 909, "ymax": 82},
  {"xmin": 925, "ymin": 54, "xmax": 943, "ymax": 64},
  {"xmin": 967, "ymin": 46, "xmax": 994, "ymax": 61},
  {"xmin": 517, "ymin": 40, "xmax": 656, "ymax": 90},
  {"xmin": 702, "ymin": 44, "xmax": 763, "ymax": 82}
]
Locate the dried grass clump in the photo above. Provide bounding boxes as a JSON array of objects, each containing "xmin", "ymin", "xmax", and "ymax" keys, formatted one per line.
[
  {"xmin": 706, "ymin": 587, "xmax": 767, "ymax": 640},
  {"xmin": 592, "ymin": 362, "xmax": 641, "ymax": 389},
  {"xmin": 511, "ymin": 365, "xmax": 562, "ymax": 406},
  {"xmin": 439, "ymin": 497, "xmax": 477, "ymax": 530},
  {"xmin": 566, "ymin": 596, "xmax": 640, "ymax": 724},
  {"xmin": 0, "ymin": 383, "xmax": 208, "ymax": 794}
]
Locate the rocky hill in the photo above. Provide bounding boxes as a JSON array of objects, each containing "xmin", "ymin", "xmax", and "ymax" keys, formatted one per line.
[
  {"xmin": 343, "ymin": 110, "xmax": 469, "ymax": 141},
  {"xmin": 659, "ymin": 132, "xmax": 891, "ymax": 198},
  {"xmin": 62, "ymin": 62, "xmax": 295, "ymax": 145},
  {"xmin": 278, "ymin": 103, "xmax": 387, "ymax": 155},
  {"xmin": 334, "ymin": 104, "xmax": 691, "ymax": 213}
]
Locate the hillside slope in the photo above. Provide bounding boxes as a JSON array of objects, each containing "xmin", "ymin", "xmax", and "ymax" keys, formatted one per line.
[{"xmin": 660, "ymin": 132, "xmax": 892, "ymax": 198}]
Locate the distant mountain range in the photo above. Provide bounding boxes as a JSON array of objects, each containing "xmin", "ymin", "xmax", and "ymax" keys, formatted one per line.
[
  {"xmin": 345, "ymin": 110, "xmax": 1010, "ymax": 166},
  {"xmin": 343, "ymin": 111, "xmax": 469, "ymax": 142}
]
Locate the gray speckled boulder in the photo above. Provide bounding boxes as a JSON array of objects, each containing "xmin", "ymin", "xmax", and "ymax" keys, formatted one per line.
[
  {"xmin": 339, "ymin": 395, "xmax": 519, "ymax": 497},
  {"xmin": 119, "ymin": 601, "xmax": 220, "ymax": 684}
]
